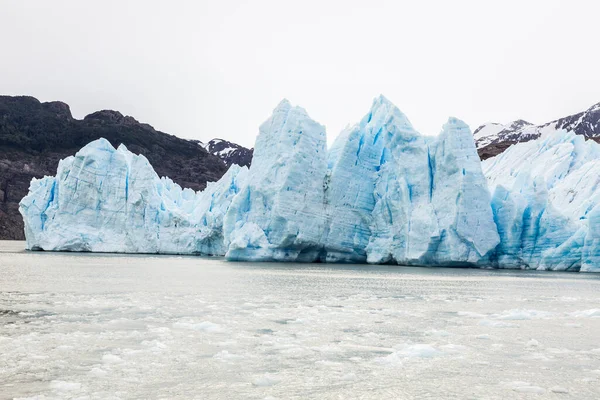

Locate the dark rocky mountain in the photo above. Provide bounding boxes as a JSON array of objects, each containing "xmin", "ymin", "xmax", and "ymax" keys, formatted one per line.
[
  {"xmin": 0, "ymin": 95, "xmax": 230, "ymax": 240},
  {"xmin": 202, "ymin": 138, "xmax": 253, "ymax": 168},
  {"xmin": 475, "ymin": 102, "xmax": 600, "ymax": 159}
]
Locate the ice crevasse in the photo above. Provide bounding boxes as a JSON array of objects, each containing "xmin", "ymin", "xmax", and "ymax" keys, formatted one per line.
[{"xmin": 19, "ymin": 95, "xmax": 600, "ymax": 271}]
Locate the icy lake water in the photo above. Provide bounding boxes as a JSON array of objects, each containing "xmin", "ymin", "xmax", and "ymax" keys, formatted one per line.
[{"xmin": 1, "ymin": 241, "xmax": 600, "ymax": 399}]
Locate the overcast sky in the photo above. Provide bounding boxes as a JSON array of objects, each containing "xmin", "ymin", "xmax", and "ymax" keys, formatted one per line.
[{"xmin": 2, "ymin": 0, "xmax": 599, "ymax": 148}]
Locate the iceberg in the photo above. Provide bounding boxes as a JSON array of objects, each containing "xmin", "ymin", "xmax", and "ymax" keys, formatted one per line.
[{"xmin": 19, "ymin": 138, "xmax": 247, "ymax": 254}]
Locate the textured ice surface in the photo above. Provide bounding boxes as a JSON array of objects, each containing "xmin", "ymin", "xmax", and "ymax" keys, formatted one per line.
[
  {"xmin": 323, "ymin": 96, "xmax": 413, "ymax": 262},
  {"xmin": 19, "ymin": 139, "xmax": 247, "ymax": 254},
  {"xmin": 324, "ymin": 96, "xmax": 498, "ymax": 265},
  {"xmin": 224, "ymin": 96, "xmax": 498, "ymax": 264},
  {"xmin": 18, "ymin": 97, "xmax": 501, "ymax": 266},
  {"xmin": 19, "ymin": 96, "xmax": 600, "ymax": 270},
  {"xmin": 483, "ymin": 131, "xmax": 600, "ymax": 271},
  {"xmin": 223, "ymin": 100, "xmax": 328, "ymax": 261},
  {"xmin": 2, "ymin": 246, "xmax": 600, "ymax": 399}
]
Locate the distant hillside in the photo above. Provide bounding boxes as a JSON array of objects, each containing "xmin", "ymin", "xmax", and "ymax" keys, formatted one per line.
[
  {"xmin": 475, "ymin": 102, "xmax": 600, "ymax": 159},
  {"xmin": 0, "ymin": 95, "xmax": 230, "ymax": 240},
  {"xmin": 201, "ymin": 138, "xmax": 253, "ymax": 168}
]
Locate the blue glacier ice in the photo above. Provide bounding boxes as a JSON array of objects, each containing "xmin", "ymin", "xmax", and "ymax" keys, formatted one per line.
[
  {"xmin": 322, "ymin": 96, "xmax": 498, "ymax": 265},
  {"xmin": 222, "ymin": 100, "xmax": 328, "ymax": 261},
  {"xmin": 483, "ymin": 130, "xmax": 600, "ymax": 271},
  {"xmin": 18, "ymin": 96, "xmax": 600, "ymax": 271},
  {"xmin": 321, "ymin": 98, "xmax": 402, "ymax": 263},
  {"xmin": 19, "ymin": 138, "xmax": 247, "ymax": 254},
  {"xmin": 222, "ymin": 96, "xmax": 498, "ymax": 265}
]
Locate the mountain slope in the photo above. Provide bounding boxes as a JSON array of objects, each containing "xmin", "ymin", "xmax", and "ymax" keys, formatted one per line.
[
  {"xmin": 475, "ymin": 102, "xmax": 600, "ymax": 159},
  {"xmin": 0, "ymin": 95, "xmax": 229, "ymax": 240},
  {"xmin": 202, "ymin": 139, "xmax": 253, "ymax": 168}
]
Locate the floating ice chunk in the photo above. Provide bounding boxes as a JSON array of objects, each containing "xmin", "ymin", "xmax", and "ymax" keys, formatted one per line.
[
  {"xmin": 439, "ymin": 344, "xmax": 468, "ymax": 353},
  {"xmin": 425, "ymin": 329, "xmax": 452, "ymax": 337},
  {"xmin": 213, "ymin": 350, "xmax": 244, "ymax": 362},
  {"xmin": 102, "ymin": 354, "xmax": 124, "ymax": 364},
  {"xmin": 252, "ymin": 373, "xmax": 281, "ymax": 387},
  {"xmin": 88, "ymin": 367, "xmax": 108, "ymax": 377},
  {"xmin": 457, "ymin": 311, "xmax": 487, "ymax": 318},
  {"xmin": 569, "ymin": 309, "xmax": 600, "ymax": 318},
  {"xmin": 513, "ymin": 385, "xmax": 545, "ymax": 394},
  {"xmin": 494, "ymin": 309, "xmax": 553, "ymax": 320},
  {"xmin": 478, "ymin": 319, "xmax": 518, "ymax": 328},
  {"xmin": 549, "ymin": 386, "xmax": 569, "ymax": 393},
  {"xmin": 49, "ymin": 381, "xmax": 81, "ymax": 391},
  {"xmin": 395, "ymin": 344, "xmax": 440, "ymax": 359},
  {"xmin": 503, "ymin": 381, "xmax": 545, "ymax": 394},
  {"xmin": 173, "ymin": 321, "xmax": 223, "ymax": 332}
]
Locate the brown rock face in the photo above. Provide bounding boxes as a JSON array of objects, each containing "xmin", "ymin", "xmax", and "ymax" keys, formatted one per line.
[{"xmin": 0, "ymin": 95, "xmax": 229, "ymax": 240}]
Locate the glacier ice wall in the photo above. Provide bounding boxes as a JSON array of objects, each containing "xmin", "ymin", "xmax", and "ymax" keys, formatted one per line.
[
  {"xmin": 223, "ymin": 96, "xmax": 499, "ymax": 265},
  {"xmin": 426, "ymin": 118, "xmax": 500, "ymax": 264},
  {"xmin": 322, "ymin": 96, "xmax": 411, "ymax": 262},
  {"xmin": 320, "ymin": 96, "xmax": 498, "ymax": 265},
  {"xmin": 483, "ymin": 131, "xmax": 600, "ymax": 271},
  {"xmin": 20, "ymin": 96, "xmax": 600, "ymax": 271},
  {"xmin": 223, "ymin": 100, "xmax": 328, "ymax": 261},
  {"xmin": 19, "ymin": 138, "xmax": 247, "ymax": 254}
]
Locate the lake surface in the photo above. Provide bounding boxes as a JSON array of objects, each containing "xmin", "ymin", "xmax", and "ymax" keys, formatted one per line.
[{"xmin": 1, "ymin": 240, "xmax": 600, "ymax": 399}]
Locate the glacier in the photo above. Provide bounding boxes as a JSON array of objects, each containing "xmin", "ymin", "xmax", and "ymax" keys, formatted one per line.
[
  {"xmin": 322, "ymin": 96, "xmax": 498, "ymax": 265},
  {"xmin": 18, "ymin": 96, "xmax": 600, "ymax": 271},
  {"xmin": 19, "ymin": 138, "xmax": 248, "ymax": 254},
  {"xmin": 222, "ymin": 99, "xmax": 328, "ymax": 262},
  {"xmin": 483, "ymin": 130, "xmax": 600, "ymax": 271}
]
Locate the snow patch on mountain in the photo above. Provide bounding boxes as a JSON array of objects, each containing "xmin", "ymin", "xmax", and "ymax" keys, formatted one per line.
[
  {"xmin": 203, "ymin": 139, "xmax": 253, "ymax": 168},
  {"xmin": 475, "ymin": 102, "xmax": 600, "ymax": 159}
]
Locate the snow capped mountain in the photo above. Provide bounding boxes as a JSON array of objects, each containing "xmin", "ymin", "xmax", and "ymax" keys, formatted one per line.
[
  {"xmin": 475, "ymin": 102, "xmax": 600, "ymax": 159},
  {"xmin": 553, "ymin": 102, "xmax": 600, "ymax": 136},
  {"xmin": 474, "ymin": 119, "xmax": 535, "ymax": 148},
  {"xmin": 201, "ymin": 139, "xmax": 253, "ymax": 167}
]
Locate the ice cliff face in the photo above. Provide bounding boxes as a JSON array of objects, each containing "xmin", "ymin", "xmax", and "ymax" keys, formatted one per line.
[
  {"xmin": 322, "ymin": 96, "xmax": 408, "ymax": 262},
  {"xmin": 483, "ymin": 131, "xmax": 600, "ymax": 271},
  {"xmin": 19, "ymin": 96, "xmax": 499, "ymax": 266},
  {"xmin": 221, "ymin": 96, "xmax": 498, "ymax": 265},
  {"xmin": 223, "ymin": 100, "xmax": 328, "ymax": 262},
  {"xmin": 20, "ymin": 96, "xmax": 600, "ymax": 271},
  {"xmin": 322, "ymin": 96, "xmax": 498, "ymax": 265},
  {"xmin": 19, "ymin": 139, "xmax": 247, "ymax": 254}
]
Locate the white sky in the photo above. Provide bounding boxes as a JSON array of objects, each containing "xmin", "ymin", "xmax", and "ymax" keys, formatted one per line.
[{"xmin": 2, "ymin": 0, "xmax": 599, "ymax": 148}]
